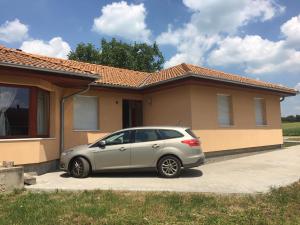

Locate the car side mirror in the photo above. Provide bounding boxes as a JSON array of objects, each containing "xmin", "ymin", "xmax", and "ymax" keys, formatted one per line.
[{"xmin": 98, "ymin": 140, "xmax": 106, "ymax": 148}]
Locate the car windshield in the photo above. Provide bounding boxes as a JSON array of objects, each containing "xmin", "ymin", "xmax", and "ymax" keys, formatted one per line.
[
  {"xmin": 105, "ymin": 132, "xmax": 131, "ymax": 145},
  {"xmin": 89, "ymin": 130, "xmax": 131, "ymax": 147},
  {"xmin": 88, "ymin": 133, "xmax": 112, "ymax": 147}
]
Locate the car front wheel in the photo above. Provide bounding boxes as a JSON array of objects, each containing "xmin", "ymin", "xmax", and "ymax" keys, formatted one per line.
[
  {"xmin": 157, "ymin": 156, "xmax": 181, "ymax": 178},
  {"xmin": 70, "ymin": 157, "xmax": 90, "ymax": 178}
]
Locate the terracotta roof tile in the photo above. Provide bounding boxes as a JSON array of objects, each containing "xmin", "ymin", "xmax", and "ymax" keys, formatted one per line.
[
  {"xmin": 0, "ymin": 45, "xmax": 97, "ymax": 77},
  {"xmin": 143, "ymin": 63, "xmax": 297, "ymax": 94},
  {"xmin": 0, "ymin": 45, "xmax": 297, "ymax": 94},
  {"xmin": 40, "ymin": 56, "xmax": 149, "ymax": 87},
  {"xmin": 187, "ymin": 64, "xmax": 292, "ymax": 92}
]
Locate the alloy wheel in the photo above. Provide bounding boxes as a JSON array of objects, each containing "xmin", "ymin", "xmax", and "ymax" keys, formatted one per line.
[
  {"xmin": 161, "ymin": 159, "xmax": 178, "ymax": 176},
  {"xmin": 72, "ymin": 159, "xmax": 84, "ymax": 177}
]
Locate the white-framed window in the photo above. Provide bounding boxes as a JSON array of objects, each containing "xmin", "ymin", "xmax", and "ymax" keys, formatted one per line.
[
  {"xmin": 254, "ymin": 98, "xmax": 267, "ymax": 126},
  {"xmin": 217, "ymin": 94, "xmax": 233, "ymax": 126},
  {"xmin": 73, "ymin": 95, "xmax": 99, "ymax": 131}
]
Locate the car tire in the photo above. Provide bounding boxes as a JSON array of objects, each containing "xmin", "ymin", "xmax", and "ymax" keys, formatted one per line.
[
  {"xmin": 157, "ymin": 156, "xmax": 181, "ymax": 178},
  {"xmin": 70, "ymin": 157, "xmax": 90, "ymax": 178}
]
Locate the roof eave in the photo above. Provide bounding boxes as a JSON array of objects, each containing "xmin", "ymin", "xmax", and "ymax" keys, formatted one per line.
[
  {"xmin": 0, "ymin": 61, "xmax": 99, "ymax": 80},
  {"xmin": 91, "ymin": 82, "xmax": 140, "ymax": 90},
  {"xmin": 44, "ymin": 69, "xmax": 296, "ymax": 96},
  {"xmin": 141, "ymin": 72, "xmax": 297, "ymax": 96}
]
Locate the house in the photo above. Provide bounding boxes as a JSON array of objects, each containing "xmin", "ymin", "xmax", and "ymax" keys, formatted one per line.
[{"xmin": 0, "ymin": 45, "xmax": 297, "ymax": 173}]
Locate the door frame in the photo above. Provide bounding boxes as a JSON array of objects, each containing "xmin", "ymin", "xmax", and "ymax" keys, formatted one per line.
[{"xmin": 122, "ymin": 99, "xmax": 143, "ymax": 128}]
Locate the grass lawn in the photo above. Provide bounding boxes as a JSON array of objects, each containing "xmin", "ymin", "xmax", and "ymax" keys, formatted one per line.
[
  {"xmin": 1, "ymin": 182, "xmax": 300, "ymax": 225},
  {"xmin": 282, "ymin": 122, "xmax": 300, "ymax": 136},
  {"xmin": 283, "ymin": 141, "xmax": 300, "ymax": 147},
  {"xmin": 285, "ymin": 137, "xmax": 300, "ymax": 141}
]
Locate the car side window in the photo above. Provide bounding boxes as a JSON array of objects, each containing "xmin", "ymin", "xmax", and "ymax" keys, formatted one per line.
[
  {"xmin": 158, "ymin": 129, "xmax": 183, "ymax": 140},
  {"xmin": 104, "ymin": 131, "xmax": 131, "ymax": 146},
  {"xmin": 134, "ymin": 129, "xmax": 160, "ymax": 143}
]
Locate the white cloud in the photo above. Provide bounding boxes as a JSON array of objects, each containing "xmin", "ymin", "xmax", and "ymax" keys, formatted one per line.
[
  {"xmin": 281, "ymin": 14, "xmax": 300, "ymax": 47},
  {"xmin": 92, "ymin": 1, "xmax": 151, "ymax": 42},
  {"xmin": 246, "ymin": 50, "xmax": 300, "ymax": 75},
  {"xmin": 20, "ymin": 37, "xmax": 71, "ymax": 59},
  {"xmin": 0, "ymin": 19, "xmax": 29, "ymax": 43},
  {"xmin": 157, "ymin": 24, "xmax": 220, "ymax": 67},
  {"xmin": 207, "ymin": 35, "xmax": 287, "ymax": 72},
  {"xmin": 0, "ymin": 19, "xmax": 71, "ymax": 59},
  {"xmin": 207, "ymin": 14, "xmax": 300, "ymax": 76},
  {"xmin": 295, "ymin": 83, "xmax": 300, "ymax": 91},
  {"xmin": 157, "ymin": 0, "xmax": 284, "ymax": 68},
  {"xmin": 183, "ymin": 0, "xmax": 284, "ymax": 34}
]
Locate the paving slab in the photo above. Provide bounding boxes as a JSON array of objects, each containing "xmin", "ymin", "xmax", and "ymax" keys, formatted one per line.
[{"xmin": 26, "ymin": 145, "xmax": 300, "ymax": 194}]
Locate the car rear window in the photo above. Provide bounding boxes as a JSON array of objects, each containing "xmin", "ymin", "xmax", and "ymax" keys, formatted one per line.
[
  {"xmin": 185, "ymin": 129, "xmax": 197, "ymax": 138},
  {"xmin": 158, "ymin": 129, "xmax": 184, "ymax": 140}
]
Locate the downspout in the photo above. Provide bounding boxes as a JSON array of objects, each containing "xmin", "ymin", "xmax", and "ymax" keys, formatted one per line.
[{"xmin": 60, "ymin": 83, "xmax": 93, "ymax": 154}]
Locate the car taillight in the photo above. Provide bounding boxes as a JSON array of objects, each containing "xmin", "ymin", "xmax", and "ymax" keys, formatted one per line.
[{"xmin": 181, "ymin": 139, "xmax": 200, "ymax": 147}]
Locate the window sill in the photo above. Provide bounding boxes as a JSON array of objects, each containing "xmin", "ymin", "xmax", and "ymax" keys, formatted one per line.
[
  {"xmin": 256, "ymin": 125, "xmax": 268, "ymax": 127},
  {"xmin": 219, "ymin": 125, "xmax": 235, "ymax": 128},
  {"xmin": 72, "ymin": 130, "xmax": 101, "ymax": 132},
  {"xmin": 0, "ymin": 137, "xmax": 56, "ymax": 142}
]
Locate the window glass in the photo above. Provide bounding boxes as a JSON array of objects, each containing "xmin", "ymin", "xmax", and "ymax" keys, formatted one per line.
[
  {"xmin": 0, "ymin": 85, "xmax": 50, "ymax": 138},
  {"xmin": 0, "ymin": 86, "xmax": 29, "ymax": 137},
  {"xmin": 185, "ymin": 129, "xmax": 197, "ymax": 138},
  {"xmin": 37, "ymin": 89, "xmax": 50, "ymax": 136},
  {"xmin": 104, "ymin": 131, "xmax": 131, "ymax": 145},
  {"xmin": 217, "ymin": 95, "xmax": 233, "ymax": 126},
  {"xmin": 134, "ymin": 129, "xmax": 159, "ymax": 143},
  {"xmin": 255, "ymin": 98, "xmax": 267, "ymax": 125},
  {"xmin": 73, "ymin": 95, "xmax": 99, "ymax": 130},
  {"xmin": 158, "ymin": 129, "xmax": 183, "ymax": 139}
]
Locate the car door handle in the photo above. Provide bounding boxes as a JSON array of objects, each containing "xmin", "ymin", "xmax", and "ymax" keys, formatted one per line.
[
  {"xmin": 152, "ymin": 144, "xmax": 160, "ymax": 149},
  {"xmin": 119, "ymin": 147, "xmax": 127, "ymax": 151}
]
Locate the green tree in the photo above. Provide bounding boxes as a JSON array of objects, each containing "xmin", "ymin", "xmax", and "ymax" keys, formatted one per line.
[
  {"xmin": 68, "ymin": 38, "xmax": 165, "ymax": 72},
  {"xmin": 68, "ymin": 43, "xmax": 100, "ymax": 64}
]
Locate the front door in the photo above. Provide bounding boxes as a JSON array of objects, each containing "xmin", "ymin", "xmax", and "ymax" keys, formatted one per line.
[
  {"xmin": 92, "ymin": 130, "xmax": 132, "ymax": 170},
  {"xmin": 123, "ymin": 100, "xmax": 143, "ymax": 128}
]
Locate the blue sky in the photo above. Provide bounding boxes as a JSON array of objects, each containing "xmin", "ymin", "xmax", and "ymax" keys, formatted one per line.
[{"xmin": 0, "ymin": 0, "xmax": 299, "ymax": 115}]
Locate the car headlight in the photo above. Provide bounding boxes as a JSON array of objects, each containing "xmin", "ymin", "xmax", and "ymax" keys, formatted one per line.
[{"xmin": 61, "ymin": 150, "xmax": 74, "ymax": 156}]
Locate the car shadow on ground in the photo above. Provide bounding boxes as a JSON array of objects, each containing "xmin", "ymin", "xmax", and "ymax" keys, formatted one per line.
[{"xmin": 60, "ymin": 168, "xmax": 203, "ymax": 179}]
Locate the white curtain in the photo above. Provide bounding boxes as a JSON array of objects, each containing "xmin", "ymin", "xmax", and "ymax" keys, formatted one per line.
[
  {"xmin": 37, "ymin": 91, "xmax": 49, "ymax": 135},
  {"xmin": 255, "ymin": 98, "xmax": 265, "ymax": 125},
  {"xmin": 0, "ymin": 87, "xmax": 17, "ymax": 136},
  {"xmin": 73, "ymin": 95, "xmax": 99, "ymax": 130},
  {"xmin": 218, "ymin": 95, "xmax": 232, "ymax": 126}
]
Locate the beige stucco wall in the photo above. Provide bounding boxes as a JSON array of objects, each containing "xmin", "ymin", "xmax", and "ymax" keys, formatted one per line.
[
  {"xmin": 63, "ymin": 88, "xmax": 142, "ymax": 149},
  {"xmin": 143, "ymin": 85, "xmax": 192, "ymax": 127},
  {"xmin": 143, "ymin": 83, "xmax": 283, "ymax": 152},
  {"xmin": 0, "ymin": 73, "xmax": 62, "ymax": 165},
  {"xmin": 190, "ymin": 84, "xmax": 283, "ymax": 152},
  {"xmin": 0, "ymin": 72, "xmax": 284, "ymax": 165}
]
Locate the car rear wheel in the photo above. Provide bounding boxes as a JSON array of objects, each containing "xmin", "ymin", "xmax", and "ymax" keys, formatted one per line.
[
  {"xmin": 157, "ymin": 156, "xmax": 181, "ymax": 178},
  {"xmin": 70, "ymin": 157, "xmax": 90, "ymax": 178}
]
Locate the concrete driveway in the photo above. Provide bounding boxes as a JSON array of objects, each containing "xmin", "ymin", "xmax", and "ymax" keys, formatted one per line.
[{"xmin": 27, "ymin": 145, "xmax": 300, "ymax": 194}]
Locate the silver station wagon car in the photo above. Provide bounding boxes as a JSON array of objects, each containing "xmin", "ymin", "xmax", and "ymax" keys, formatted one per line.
[{"xmin": 60, "ymin": 127, "xmax": 205, "ymax": 178}]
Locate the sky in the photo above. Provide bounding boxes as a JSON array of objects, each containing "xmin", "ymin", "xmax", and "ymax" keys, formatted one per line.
[{"xmin": 0, "ymin": 0, "xmax": 299, "ymax": 115}]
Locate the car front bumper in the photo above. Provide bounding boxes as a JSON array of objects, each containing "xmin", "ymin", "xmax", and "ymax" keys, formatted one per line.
[{"xmin": 59, "ymin": 153, "xmax": 72, "ymax": 172}]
